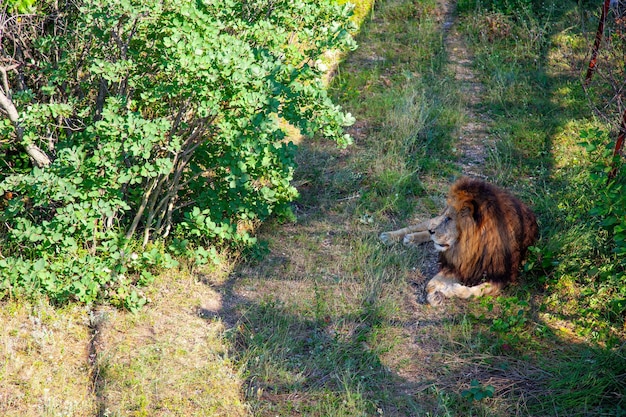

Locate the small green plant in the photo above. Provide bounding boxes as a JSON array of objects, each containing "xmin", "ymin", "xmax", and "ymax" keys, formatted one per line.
[
  {"xmin": 480, "ymin": 296, "xmax": 529, "ymax": 333},
  {"xmin": 577, "ymin": 128, "xmax": 626, "ymax": 340},
  {"xmin": 477, "ymin": 295, "xmax": 532, "ymax": 351},
  {"xmin": 491, "ymin": 297, "xmax": 529, "ymax": 333},
  {"xmin": 524, "ymin": 245, "xmax": 557, "ymax": 288},
  {"xmin": 461, "ymin": 379, "xmax": 495, "ymax": 401},
  {"xmin": 581, "ymin": 129, "xmax": 626, "ymax": 256}
]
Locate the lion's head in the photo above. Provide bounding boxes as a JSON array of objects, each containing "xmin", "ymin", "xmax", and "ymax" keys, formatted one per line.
[
  {"xmin": 428, "ymin": 208, "xmax": 459, "ymax": 253},
  {"xmin": 431, "ymin": 177, "xmax": 538, "ymax": 288}
]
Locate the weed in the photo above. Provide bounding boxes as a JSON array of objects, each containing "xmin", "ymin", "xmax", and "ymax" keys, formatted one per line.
[{"xmin": 462, "ymin": 379, "xmax": 496, "ymax": 401}]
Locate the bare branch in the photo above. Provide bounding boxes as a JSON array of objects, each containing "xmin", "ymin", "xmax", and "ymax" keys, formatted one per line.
[
  {"xmin": 0, "ymin": 64, "xmax": 19, "ymax": 96},
  {"xmin": 0, "ymin": 82, "xmax": 51, "ymax": 168},
  {"xmin": 0, "ymin": 85, "xmax": 19, "ymax": 123},
  {"xmin": 124, "ymin": 177, "xmax": 158, "ymax": 241},
  {"xmin": 24, "ymin": 143, "xmax": 52, "ymax": 168}
]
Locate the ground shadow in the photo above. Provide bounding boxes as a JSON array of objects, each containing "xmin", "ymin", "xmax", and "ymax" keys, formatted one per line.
[{"xmin": 212, "ymin": 0, "xmax": 626, "ymax": 415}]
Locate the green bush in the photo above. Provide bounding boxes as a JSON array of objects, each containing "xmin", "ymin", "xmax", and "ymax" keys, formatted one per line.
[
  {"xmin": 0, "ymin": 0, "xmax": 356, "ymax": 308},
  {"xmin": 579, "ymin": 128, "xmax": 626, "ymax": 339},
  {"xmin": 4, "ymin": 0, "xmax": 36, "ymax": 13}
]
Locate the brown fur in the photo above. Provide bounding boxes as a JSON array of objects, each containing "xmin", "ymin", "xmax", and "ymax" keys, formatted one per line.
[
  {"xmin": 380, "ymin": 177, "xmax": 539, "ymax": 305},
  {"xmin": 439, "ymin": 177, "xmax": 538, "ymax": 287}
]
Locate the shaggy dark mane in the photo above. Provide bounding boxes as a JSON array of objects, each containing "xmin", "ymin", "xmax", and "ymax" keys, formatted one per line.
[{"xmin": 440, "ymin": 177, "xmax": 539, "ymax": 287}]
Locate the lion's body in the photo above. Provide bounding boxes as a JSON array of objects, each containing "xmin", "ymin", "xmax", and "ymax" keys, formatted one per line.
[{"xmin": 380, "ymin": 177, "xmax": 538, "ymax": 305}]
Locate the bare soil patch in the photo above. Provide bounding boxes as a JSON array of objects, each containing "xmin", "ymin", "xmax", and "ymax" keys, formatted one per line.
[{"xmin": 442, "ymin": 0, "xmax": 494, "ymax": 177}]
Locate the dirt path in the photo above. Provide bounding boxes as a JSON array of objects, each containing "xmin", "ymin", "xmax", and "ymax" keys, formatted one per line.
[
  {"xmin": 392, "ymin": 0, "xmax": 504, "ymax": 393},
  {"xmin": 442, "ymin": 0, "xmax": 493, "ymax": 178},
  {"xmin": 405, "ymin": 0, "xmax": 492, "ymax": 300}
]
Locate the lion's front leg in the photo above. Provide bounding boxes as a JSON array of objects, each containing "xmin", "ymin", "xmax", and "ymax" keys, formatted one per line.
[
  {"xmin": 379, "ymin": 219, "xmax": 433, "ymax": 246},
  {"xmin": 425, "ymin": 273, "xmax": 502, "ymax": 306}
]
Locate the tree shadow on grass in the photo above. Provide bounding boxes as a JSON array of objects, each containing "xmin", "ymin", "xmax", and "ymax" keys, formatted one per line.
[
  {"xmin": 204, "ymin": 1, "xmax": 626, "ymax": 416},
  {"xmin": 225, "ymin": 298, "xmax": 428, "ymax": 415}
]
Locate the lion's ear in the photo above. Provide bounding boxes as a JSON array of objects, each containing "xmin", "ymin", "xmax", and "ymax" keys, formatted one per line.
[
  {"xmin": 460, "ymin": 198, "xmax": 481, "ymax": 224},
  {"xmin": 459, "ymin": 204, "xmax": 472, "ymax": 217}
]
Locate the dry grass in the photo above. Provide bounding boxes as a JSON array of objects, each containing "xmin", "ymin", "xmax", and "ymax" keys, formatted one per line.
[
  {"xmin": 91, "ymin": 264, "xmax": 249, "ymax": 417},
  {"xmin": 0, "ymin": 301, "xmax": 96, "ymax": 416},
  {"xmin": 0, "ymin": 261, "xmax": 249, "ymax": 417}
]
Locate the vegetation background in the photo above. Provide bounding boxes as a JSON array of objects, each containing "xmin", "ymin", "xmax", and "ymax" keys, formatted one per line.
[{"xmin": 1, "ymin": 0, "xmax": 625, "ymax": 415}]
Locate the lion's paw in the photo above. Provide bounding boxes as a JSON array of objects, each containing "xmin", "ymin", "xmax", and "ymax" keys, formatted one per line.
[
  {"xmin": 379, "ymin": 232, "xmax": 395, "ymax": 245},
  {"xmin": 426, "ymin": 291, "xmax": 445, "ymax": 306},
  {"xmin": 402, "ymin": 235, "xmax": 417, "ymax": 247}
]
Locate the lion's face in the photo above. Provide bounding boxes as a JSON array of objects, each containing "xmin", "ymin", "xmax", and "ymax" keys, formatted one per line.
[{"xmin": 429, "ymin": 207, "xmax": 460, "ymax": 252}]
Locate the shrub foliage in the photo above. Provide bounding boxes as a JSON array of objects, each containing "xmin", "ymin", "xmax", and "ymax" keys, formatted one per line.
[{"xmin": 0, "ymin": 0, "xmax": 356, "ymax": 309}]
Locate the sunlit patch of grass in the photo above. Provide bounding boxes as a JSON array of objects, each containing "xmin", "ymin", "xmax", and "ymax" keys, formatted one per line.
[
  {"xmin": 0, "ymin": 300, "xmax": 96, "ymax": 416},
  {"xmin": 95, "ymin": 267, "xmax": 248, "ymax": 417}
]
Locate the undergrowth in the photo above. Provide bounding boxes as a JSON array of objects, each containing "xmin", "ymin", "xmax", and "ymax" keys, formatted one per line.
[
  {"xmin": 232, "ymin": 0, "xmax": 626, "ymax": 415},
  {"xmin": 458, "ymin": 0, "xmax": 626, "ymax": 413}
]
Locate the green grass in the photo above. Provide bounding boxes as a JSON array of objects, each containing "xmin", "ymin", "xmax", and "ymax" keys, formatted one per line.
[
  {"xmin": 456, "ymin": 0, "xmax": 626, "ymax": 413},
  {"xmin": 230, "ymin": 0, "xmax": 626, "ymax": 416},
  {"xmin": 459, "ymin": 0, "xmax": 625, "ymax": 341},
  {"xmin": 2, "ymin": 0, "xmax": 626, "ymax": 415}
]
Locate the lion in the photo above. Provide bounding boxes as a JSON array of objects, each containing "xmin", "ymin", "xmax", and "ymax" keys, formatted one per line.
[{"xmin": 380, "ymin": 177, "xmax": 538, "ymax": 306}]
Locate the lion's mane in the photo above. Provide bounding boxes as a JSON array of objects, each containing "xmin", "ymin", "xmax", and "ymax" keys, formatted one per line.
[{"xmin": 439, "ymin": 177, "xmax": 539, "ymax": 287}]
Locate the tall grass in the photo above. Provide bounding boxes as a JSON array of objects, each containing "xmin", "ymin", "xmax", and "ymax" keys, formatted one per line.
[{"xmin": 228, "ymin": 0, "xmax": 626, "ymax": 415}]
